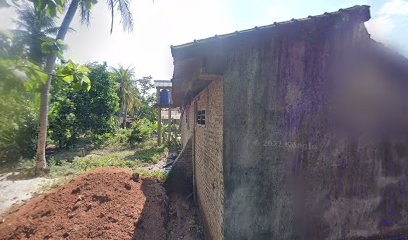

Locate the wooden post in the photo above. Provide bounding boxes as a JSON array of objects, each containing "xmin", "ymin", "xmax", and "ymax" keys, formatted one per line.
[
  {"xmin": 158, "ymin": 106, "xmax": 162, "ymax": 145},
  {"xmin": 157, "ymin": 87, "xmax": 162, "ymax": 145},
  {"xmin": 173, "ymin": 120, "xmax": 177, "ymax": 143},
  {"xmin": 167, "ymin": 107, "xmax": 172, "ymax": 143}
]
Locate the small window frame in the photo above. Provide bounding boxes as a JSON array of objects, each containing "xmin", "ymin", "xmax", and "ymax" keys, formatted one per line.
[{"xmin": 196, "ymin": 110, "xmax": 206, "ymax": 126}]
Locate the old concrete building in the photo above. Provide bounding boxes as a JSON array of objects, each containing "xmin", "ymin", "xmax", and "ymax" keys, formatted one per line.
[{"xmin": 171, "ymin": 5, "xmax": 408, "ymax": 239}]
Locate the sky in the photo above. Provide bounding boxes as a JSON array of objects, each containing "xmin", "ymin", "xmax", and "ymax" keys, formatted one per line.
[{"xmin": 0, "ymin": 0, "xmax": 407, "ymax": 80}]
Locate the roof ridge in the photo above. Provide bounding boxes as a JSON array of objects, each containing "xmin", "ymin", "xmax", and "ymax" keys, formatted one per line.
[{"xmin": 171, "ymin": 5, "xmax": 370, "ymax": 51}]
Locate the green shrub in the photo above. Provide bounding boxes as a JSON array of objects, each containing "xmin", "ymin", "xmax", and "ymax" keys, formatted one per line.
[
  {"xmin": 49, "ymin": 63, "xmax": 119, "ymax": 148},
  {"xmin": 128, "ymin": 118, "xmax": 153, "ymax": 144},
  {"xmin": 91, "ymin": 132, "xmax": 114, "ymax": 145},
  {"xmin": 15, "ymin": 112, "xmax": 39, "ymax": 159},
  {"xmin": 0, "ymin": 94, "xmax": 38, "ymax": 162},
  {"xmin": 115, "ymin": 128, "xmax": 132, "ymax": 144}
]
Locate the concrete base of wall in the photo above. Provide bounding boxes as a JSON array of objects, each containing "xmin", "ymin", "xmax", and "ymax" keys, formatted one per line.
[{"xmin": 164, "ymin": 138, "xmax": 193, "ymax": 195}]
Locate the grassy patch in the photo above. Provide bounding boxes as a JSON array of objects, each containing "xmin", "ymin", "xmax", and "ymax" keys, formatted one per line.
[
  {"xmin": 3, "ymin": 141, "xmax": 170, "ymax": 183},
  {"xmin": 48, "ymin": 142, "xmax": 168, "ymax": 179},
  {"xmin": 125, "ymin": 145, "xmax": 167, "ymax": 164},
  {"xmin": 133, "ymin": 168, "xmax": 167, "ymax": 182}
]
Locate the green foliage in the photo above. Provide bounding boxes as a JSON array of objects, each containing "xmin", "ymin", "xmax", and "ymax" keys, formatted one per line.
[
  {"xmin": 0, "ymin": 0, "xmax": 138, "ymax": 165},
  {"xmin": 0, "ymin": 34, "xmax": 42, "ymax": 162},
  {"xmin": 137, "ymin": 75, "xmax": 154, "ymax": 97},
  {"xmin": 0, "ymin": 97, "xmax": 38, "ymax": 162},
  {"xmin": 0, "ymin": 0, "xmax": 63, "ymax": 11},
  {"xmin": 49, "ymin": 62, "xmax": 119, "ymax": 148},
  {"xmin": 128, "ymin": 118, "xmax": 153, "ymax": 144},
  {"xmin": 135, "ymin": 93, "xmax": 157, "ymax": 122},
  {"xmin": 0, "ymin": 30, "xmax": 48, "ymax": 92},
  {"xmin": 48, "ymin": 92, "xmax": 77, "ymax": 148},
  {"xmin": 134, "ymin": 76, "xmax": 156, "ymax": 122},
  {"xmin": 57, "ymin": 60, "xmax": 91, "ymax": 90},
  {"xmin": 111, "ymin": 65, "xmax": 141, "ymax": 127},
  {"xmin": 41, "ymin": 38, "xmax": 66, "ymax": 59},
  {"xmin": 109, "ymin": 128, "xmax": 132, "ymax": 144},
  {"xmin": 32, "ymin": 0, "xmax": 66, "ymax": 17},
  {"xmin": 74, "ymin": 155, "xmax": 136, "ymax": 172},
  {"xmin": 0, "ymin": 4, "xmax": 92, "ymax": 162},
  {"xmin": 13, "ymin": 3, "xmax": 58, "ymax": 64},
  {"xmin": 91, "ymin": 132, "xmax": 114, "ymax": 145}
]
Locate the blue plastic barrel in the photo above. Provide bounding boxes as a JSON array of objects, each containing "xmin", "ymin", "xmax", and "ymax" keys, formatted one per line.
[{"xmin": 159, "ymin": 89, "xmax": 170, "ymax": 105}]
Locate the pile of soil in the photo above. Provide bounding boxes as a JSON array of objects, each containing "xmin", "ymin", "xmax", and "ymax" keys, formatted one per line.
[{"xmin": 0, "ymin": 167, "xmax": 168, "ymax": 240}]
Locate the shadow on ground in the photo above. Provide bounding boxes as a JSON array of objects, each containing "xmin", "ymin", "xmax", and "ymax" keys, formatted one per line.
[
  {"xmin": 132, "ymin": 178, "xmax": 168, "ymax": 240},
  {"xmin": 133, "ymin": 178, "xmax": 203, "ymax": 240}
]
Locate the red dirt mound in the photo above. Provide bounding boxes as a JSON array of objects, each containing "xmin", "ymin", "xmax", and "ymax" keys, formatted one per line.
[{"xmin": 0, "ymin": 167, "xmax": 168, "ymax": 240}]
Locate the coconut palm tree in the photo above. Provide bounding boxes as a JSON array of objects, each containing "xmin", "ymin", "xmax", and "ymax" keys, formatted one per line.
[
  {"xmin": 111, "ymin": 65, "xmax": 140, "ymax": 127},
  {"xmin": 13, "ymin": 4, "xmax": 58, "ymax": 65},
  {"xmin": 121, "ymin": 80, "xmax": 141, "ymax": 127},
  {"xmin": 35, "ymin": 0, "xmax": 134, "ymax": 175}
]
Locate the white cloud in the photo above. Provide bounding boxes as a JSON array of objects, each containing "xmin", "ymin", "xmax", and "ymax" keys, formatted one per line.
[
  {"xmin": 380, "ymin": 0, "xmax": 408, "ymax": 15},
  {"xmin": 366, "ymin": 0, "xmax": 408, "ymax": 43},
  {"xmin": 365, "ymin": 15, "xmax": 395, "ymax": 41}
]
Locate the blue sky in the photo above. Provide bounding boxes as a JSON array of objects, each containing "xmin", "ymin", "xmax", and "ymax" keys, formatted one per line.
[{"xmin": 0, "ymin": 0, "xmax": 407, "ymax": 79}]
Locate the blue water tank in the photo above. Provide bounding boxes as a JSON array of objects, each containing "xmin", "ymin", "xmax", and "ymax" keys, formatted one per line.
[{"xmin": 159, "ymin": 89, "xmax": 170, "ymax": 105}]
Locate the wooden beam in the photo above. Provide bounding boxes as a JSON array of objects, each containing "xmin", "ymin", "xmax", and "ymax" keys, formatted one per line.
[
  {"xmin": 197, "ymin": 74, "xmax": 223, "ymax": 81},
  {"xmin": 198, "ymin": 65, "xmax": 223, "ymax": 81}
]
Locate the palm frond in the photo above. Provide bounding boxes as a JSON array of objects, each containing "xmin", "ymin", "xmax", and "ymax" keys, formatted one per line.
[
  {"xmin": 15, "ymin": 4, "xmax": 56, "ymax": 31},
  {"xmin": 107, "ymin": 0, "xmax": 115, "ymax": 34},
  {"xmin": 44, "ymin": 26, "xmax": 76, "ymax": 35},
  {"xmin": 80, "ymin": 1, "xmax": 91, "ymax": 26},
  {"xmin": 12, "ymin": 3, "xmax": 58, "ymax": 64},
  {"xmin": 105, "ymin": 0, "xmax": 133, "ymax": 33},
  {"xmin": 115, "ymin": 0, "xmax": 133, "ymax": 32}
]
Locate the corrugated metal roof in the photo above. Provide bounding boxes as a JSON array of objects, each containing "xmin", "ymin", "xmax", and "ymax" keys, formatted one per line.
[
  {"xmin": 171, "ymin": 5, "xmax": 370, "ymax": 52},
  {"xmin": 154, "ymin": 80, "xmax": 172, "ymax": 88}
]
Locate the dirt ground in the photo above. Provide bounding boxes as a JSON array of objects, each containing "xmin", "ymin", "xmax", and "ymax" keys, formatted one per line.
[
  {"xmin": 0, "ymin": 173, "xmax": 52, "ymax": 216},
  {"xmin": 0, "ymin": 167, "xmax": 202, "ymax": 240},
  {"xmin": 166, "ymin": 193, "xmax": 203, "ymax": 240}
]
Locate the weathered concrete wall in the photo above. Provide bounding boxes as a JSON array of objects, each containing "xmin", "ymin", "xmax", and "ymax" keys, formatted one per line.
[
  {"xmin": 194, "ymin": 79, "xmax": 224, "ymax": 240},
  {"xmin": 222, "ymin": 18, "xmax": 408, "ymax": 240},
  {"xmin": 181, "ymin": 103, "xmax": 194, "ymax": 148}
]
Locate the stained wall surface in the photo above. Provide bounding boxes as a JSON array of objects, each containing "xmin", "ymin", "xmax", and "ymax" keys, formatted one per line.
[{"xmin": 222, "ymin": 19, "xmax": 408, "ymax": 240}]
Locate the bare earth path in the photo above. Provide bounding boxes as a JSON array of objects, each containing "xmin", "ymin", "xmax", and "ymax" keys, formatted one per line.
[{"xmin": 0, "ymin": 172, "xmax": 52, "ymax": 216}]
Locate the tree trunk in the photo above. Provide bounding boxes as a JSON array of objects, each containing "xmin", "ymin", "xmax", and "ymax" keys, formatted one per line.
[
  {"xmin": 35, "ymin": 0, "xmax": 79, "ymax": 176},
  {"xmin": 122, "ymin": 102, "xmax": 128, "ymax": 128},
  {"xmin": 118, "ymin": 78, "xmax": 124, "ymax": 126}
]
